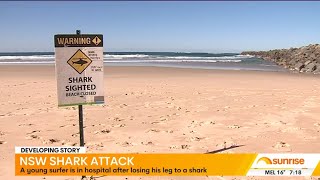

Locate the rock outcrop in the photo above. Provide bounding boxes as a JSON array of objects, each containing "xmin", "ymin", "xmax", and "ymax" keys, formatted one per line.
[{"xmin": 241, "ymin": 44, "xmax": 320, "ymax": 73}]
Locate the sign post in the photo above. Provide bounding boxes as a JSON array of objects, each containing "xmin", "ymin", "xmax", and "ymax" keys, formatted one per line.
[
  {"xmin": 79, "ymin": 104, "xmax": 84, "ymax": 146},
  {"xmin": 75, "ymin": 30, "xmax": 85, "ymax": 148},
  {"xmin": 54, "ymin": 30, "xmax": 104, "ymax": 149}
]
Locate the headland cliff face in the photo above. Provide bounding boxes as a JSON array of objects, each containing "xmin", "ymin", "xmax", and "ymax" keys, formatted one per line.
[{"xmin": 241, "ymin": 44, "xmax": 320, "ymax": 73}]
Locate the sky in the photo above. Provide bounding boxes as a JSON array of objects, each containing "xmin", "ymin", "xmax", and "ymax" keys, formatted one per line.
[{"xmin": 1, "ymin": 2, "xmax": 320, "ymax": 53}]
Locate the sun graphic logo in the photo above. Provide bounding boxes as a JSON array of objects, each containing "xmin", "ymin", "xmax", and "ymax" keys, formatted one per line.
[
  {"xmin": 257, "ymin": 157, "xmax": 273, "ymax": 165},
  {"xmin": 256, "ymin": 157, "xmax": 305, "ymax": 165}
]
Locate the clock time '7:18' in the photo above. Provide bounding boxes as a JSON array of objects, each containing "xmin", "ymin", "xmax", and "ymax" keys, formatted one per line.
[{"xmin": 290, "ymin": 170, "xmax": 302, "ymax": 175}]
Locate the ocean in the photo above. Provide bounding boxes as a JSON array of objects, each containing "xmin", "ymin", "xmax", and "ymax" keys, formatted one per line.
[{"xmin": 0, "ymin": 52, "xmax": 285, "ymax": 71}]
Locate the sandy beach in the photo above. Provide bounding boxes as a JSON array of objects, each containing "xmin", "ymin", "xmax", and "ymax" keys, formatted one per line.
[{"xmin": 1, "ymin": 65, "xmax": 320, "ymax": 180}]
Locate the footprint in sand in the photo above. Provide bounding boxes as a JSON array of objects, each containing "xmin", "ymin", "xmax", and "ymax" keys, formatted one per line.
[
  {"xmin": 151, "ymin": 121, "xmax": 161, "ymax": 124},
  {"xmin": 62, "ymin": 142, "xmax": 78, "ymax": 146},
  {"xmin": 26, "ymin": 130, "xmax": 40, "ymax": 135},
  {"xmin": 190, "ymin": 136, "xmax": 206, "ymax": 142},
  {"xmin": 18, "ymin": 123, "xmax": 34, "ymax": 127},
  {"xmin": 169, "ymin": 145, "xmax": 179, "ymax": 149},
  {"xmin": 72, "ymin": 132, "xmax": 79, "ymax": 137},
  {"xmin": 279, "ymin": 121, "xmax": 287, "ymax": 125},
  {"xmin": 118, "ymin": 141, "xmax": 133, "ymax": 147},
  {"xmin": 181, "ymin": 144, "xmax": 190, "ymax": 149},
  {"xmin": 146, "ymin": 128, "xmax": 161, "ymax": 133},
  {"xmin": 49, "ymin": 139, "xmax": 59, "ymax": 143},
  {"xmin": 114, "ymin": 117, "xmax": 125, "ymax": 122},
  {"xmin": 273, "ymin": 141, "xmax": 291, "ymax": 152},
  {"xmin": 0, "ymin": 112, "xmax": 15, "ymax": 117},
  {"xmin": 0, "ymin": 131, "xmax": 5, "ymax": 136},
  {"xmin": 86, "ymin": 142, "xmax": 104, "ymax": 151},
  {"xmin": 119, "ymin": 104, "xmax": 128, "ymax": 108},
  {"xmin": 141, "ymin": 141, "xmax": 153, "ymax": 145},
  {"xmin": 26, "ymin": 134, "xmax": 40, "ymax": 140},
  {"xmin": 42, "ymin": 139, "xmax": 60, "ymax": 144},
  {"xmin": 59, "ymin": 124, "xmax": 72, "ymax": 128},
  {"xmin": 227, "ymin": 125, "xmax": 241, "ymax": 129},
  {"xmin": 65, "ymin": 107, "xmax": 77, "ymax": 111},
  {"xmin": 159, "ymin": 116, "xmax": 168, "ymax": 121},
  {"xmin": 281, "ymin": 127, "xmax": 302, "ymax": 133},
  {"xmin": 113, "ymin": 124, "xmax": 126, "ymax": 128},
  {"xmin": 94, "ymin": 129, "xmax": 111, "ymax": 134},
  {"xmin": 169, "ymin": 144, "xmax": 190, "ymax": 150},
  {"xmin": 176, "ymin": 106, "xmax": 182, "ymax": 111},
  {"xmin": 26, "ymin": 130, "xmax": 41, "ymax": 140},
  {"xmin": 189, "ymin": 120, "xmax": 215, "ymax": 128},
  {"xmin": 216, "ymin": 141, "xmax": 238, "ymax": 149},
  {"xmin": 166, "ymin": 130, "xmax": 174, "ymax": 133},
  {"xmin": 0, "ymin": 141, "xmax": 7, "ymax": 145}
]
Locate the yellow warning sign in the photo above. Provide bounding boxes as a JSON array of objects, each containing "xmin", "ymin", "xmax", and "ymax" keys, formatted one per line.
[
  {"xmin": 92, "ymin": 36, "xmax": 102, "ymax": 46},
  {"xmin": 67, "ymin": 49, "xmax": 92, "ymax": 74}
]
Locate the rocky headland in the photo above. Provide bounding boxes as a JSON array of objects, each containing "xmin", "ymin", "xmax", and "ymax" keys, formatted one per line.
[{"xmin": 241, "ymin": 44, "xmax": 320, "ymax": 74}]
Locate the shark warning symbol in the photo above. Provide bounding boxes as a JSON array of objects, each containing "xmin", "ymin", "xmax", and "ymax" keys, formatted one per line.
[{"xmin": 67, "ymin": 49, "xmax": 92, "ymax": 74}]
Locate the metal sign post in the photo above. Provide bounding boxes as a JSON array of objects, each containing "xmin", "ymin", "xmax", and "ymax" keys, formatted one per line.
[
  {"xmin": 76, "ymin": 30, "xmax": 85, "ymax": 148},
  {"xmin": 78, "ymin": 104, "xmax": 84, "ymax": 146},
  {"xmin": 76, "ymin": 30, "xmax": 85, "ymax": 180}
]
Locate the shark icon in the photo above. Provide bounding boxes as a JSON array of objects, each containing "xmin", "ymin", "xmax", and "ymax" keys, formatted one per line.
[{"xmin": 72, "ymin": 58, "xmax": 88, "ymax": 66}]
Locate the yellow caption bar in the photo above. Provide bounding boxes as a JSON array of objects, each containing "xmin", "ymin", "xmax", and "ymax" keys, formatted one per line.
[{"xmin": 16, "ymin": 154, "xmax": 257, "ymax": 176}]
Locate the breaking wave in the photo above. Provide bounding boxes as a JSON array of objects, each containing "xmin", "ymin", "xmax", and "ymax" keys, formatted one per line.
[{"xmin": 0, "ymin": 53, "xmax": 254, "ymax": 64}]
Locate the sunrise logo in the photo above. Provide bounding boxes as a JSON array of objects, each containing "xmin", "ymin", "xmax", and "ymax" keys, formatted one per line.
[
  {"xmin": 257, "ymin": 157, "xmax": 272, "ymax": 165},
  {"xmin": 257, "ymin": 157, "xmax": 305, "ymax": 165}
]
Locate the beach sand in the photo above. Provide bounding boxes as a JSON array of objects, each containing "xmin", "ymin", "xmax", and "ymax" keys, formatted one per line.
[{"xmin": 0, "ymin": 65, "xmax": 320, "ymax": 180}]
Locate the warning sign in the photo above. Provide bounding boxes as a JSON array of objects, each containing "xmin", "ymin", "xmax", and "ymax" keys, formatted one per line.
[
  {"xmin": 67, "ymin": 49, "xmax": 92, "ymax": 74},
  {"xmin": 54, "ymin": 34, "xmax": 104, "ymax": 107}
]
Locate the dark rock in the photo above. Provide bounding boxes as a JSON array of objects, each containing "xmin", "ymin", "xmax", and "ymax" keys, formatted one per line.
[
  {"xmin": 289, "ymin": 59, "xmax": 297, "ymax": 65},
  {"xmin": 295, "ymin": 63, "xmax": 304, "ymax": 71},
  {"xmin": 304, "ymin": 60, "xmax": 312, "ymax": 66},
  {"xmin": 313, "ymin": 66, "xmax": 320, "ymax": 74},
  {"xmin": 305, "ymin": 63, "xmax": 317, "ymax": 72}
]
